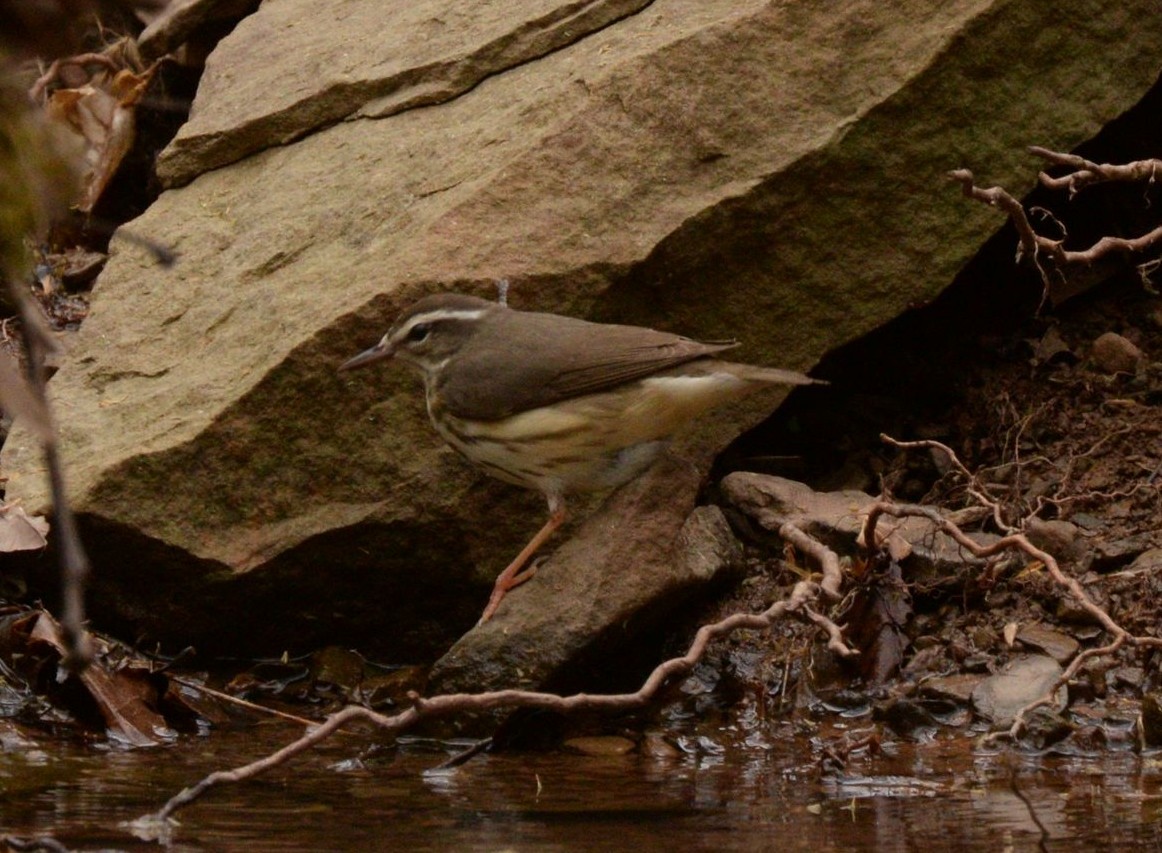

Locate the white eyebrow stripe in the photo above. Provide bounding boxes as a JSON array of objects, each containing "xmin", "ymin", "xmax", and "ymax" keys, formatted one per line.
[
  {"xmin": 393, "ymin": 309, "xmax": 489, "ymax": 341},
  {"xmin": 402, "ymin": 309, "xmax": 488, "ymax": 328}
]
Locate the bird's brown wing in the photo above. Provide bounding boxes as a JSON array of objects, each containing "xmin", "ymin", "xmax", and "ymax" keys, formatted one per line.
[{"xmin": 436, "ymin": 307, "xmax": 739, "ymax": 420}]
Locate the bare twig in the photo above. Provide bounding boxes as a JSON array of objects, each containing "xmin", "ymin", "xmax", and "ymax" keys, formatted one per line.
[
  {"xmin": 1052, "ymin": 226, "xmax": 1162, "ymax": 265},
  {"xmin": 948, "ymin": 168, "xmax": 1058, "ymax": 310},
  {"xmin": 1, "ymin": 274, "xmax": 93, "ymax": 671},
  {"xmin": 949, "ymin": 161, "xmax": 1162, "ymax": 307},
  {"xmin": 1028, "ymin": 146, "xmax": 1162, "ymax": 198},
  {"xmin": 168, "ymin": 676, "xmax": 321, "ymax": 727},
  {"xmin": 432, "ymin": 738, "xmax": 493, "ymax": 770},
  {"xmin": 881, "ymin": 434, "xmax": 1015, "ymax": 532},
  {"xmin": 28, "ymin": 52, "xmax": 121, "ymax": 102},
  {"xmin": 779, "ymin": 521, "xmax": 843, "ymax": 600},
  {"xmin": 2, "ymin": 74, "xmax": 94, "ymax": 671},
  {"xmin": 143, "ymin": 574, "xmax": 854, "ymax": 824}
]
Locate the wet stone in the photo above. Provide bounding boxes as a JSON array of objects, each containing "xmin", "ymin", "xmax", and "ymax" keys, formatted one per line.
[
  {"xmin": 919, "ymin": 673, "xmax": 985, "ymax": 705},
  {"xmin": 1019, "ymin": 706, "xmax": 1074, "ymax": 750},
  {"xmin": 971, "ymin": 655, "xmax": 1067, "ymax": 727},
  {"xmin": 876, "ymin": 697, "xmax": 941, "ymax": 737},
  {"xmin": 562, "ymin": 736, "xmax": 637, "ymax": 757},
  {"xmin": 1066, "ymin": 724, "xmax": 1110, "ymax": 751},
  {"xmin": 640, "ymin": 732, "xmax": 680, "ymax": 759}
]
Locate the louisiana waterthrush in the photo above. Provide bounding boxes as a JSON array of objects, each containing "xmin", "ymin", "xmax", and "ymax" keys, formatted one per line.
[{"xmin": 340, "ymin": 293, "xmax": 821, "ymax": 623}]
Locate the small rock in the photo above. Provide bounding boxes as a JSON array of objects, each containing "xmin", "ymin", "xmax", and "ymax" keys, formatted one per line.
[
  {"xmin": 1065, "ymin": 724, "xmax": 1108, "ymax": 751},
  {"xmin": 1020, "ymin": 706, "xmax": 1074, "ymax": 749},
  {"xmin": 1079, "ymin": 658, "xmax": 1115, "ymax": 699},
  {"xmin": 876, "ymin": 697, "xmax": 941, "ymax": 736},
  {"xmin": 971, "ymin": 625, "xmax": 999, "ymax": 652},
  {"xmin": 309, "ymin": 645, "xmax": 366, "ymax": 689},
  {"xmin": 562, "ymin": 735, "xmax": 636, "ymax": 757},
  {"xmin": 900, "ymin": 645, "xmax": 944, "ymax": 679},
  {"xmin": 971, "ymin": 655, "xmax": 1067, "ymax": 727},
  {"xmin": 1015, "ymin": 622, "xmax": 1080, "ymax": 664},
  {"xmin": 677, "ymin": 506, "xmax": 743, "ymax": 582},
  {"xmin": 1116, "ymin": 548, "xmax": 1162, "ymax": 578},
  {"xmin": 1030, "ymin": 325, "xmax": 1074, "ymax": 365},
  {"xmin": 919, "ymin": 673, "xmax": 985, "ymax": 704},
  {"xmin": 1091, "ymin": 331, "xmax": 1143, "ymax": 374},
  {"xmin": 1055, "ymin": 596, "xmax": 1102, "ymax": 625},
  {"xmin": 1024, "ymin": 518, "xmax": 1083, "ymax": 563},
  {"xmin": 1112, "ymin": 666, "xmax": 1145, "ymax": 690},
  {"xmin": 1093, "ymin": 534, "xmax": 1155, "ymax": 570},
  {"xmin": 1069, "ymin": 513, "xmax": 1106, "ymax": 532}
]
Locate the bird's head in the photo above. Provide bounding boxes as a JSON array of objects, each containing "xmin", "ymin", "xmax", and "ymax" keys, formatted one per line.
[{"xmin": 339, "ymin": 293, "xmax": 499, "ymax": 380}]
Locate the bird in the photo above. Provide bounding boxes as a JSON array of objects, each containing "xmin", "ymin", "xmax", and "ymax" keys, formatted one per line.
[{"xmin": 340, "ymin": 292, "xmax": 822, "ymax": 624}]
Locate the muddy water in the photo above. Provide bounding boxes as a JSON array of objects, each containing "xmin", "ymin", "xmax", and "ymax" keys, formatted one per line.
[{"xmin": 2, "ymin": 723, "xmax": 1161, "ymax": 850}]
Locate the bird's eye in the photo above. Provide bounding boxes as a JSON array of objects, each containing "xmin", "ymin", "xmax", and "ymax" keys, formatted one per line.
[{"xmin": 406, "ymin": 323, "xmax": 431, "ymax": 343}]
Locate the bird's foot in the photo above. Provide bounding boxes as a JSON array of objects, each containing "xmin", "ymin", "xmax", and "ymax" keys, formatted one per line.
[{"xmin": 476, "ymin": 558, "xmax": 545, "ymax": 625}]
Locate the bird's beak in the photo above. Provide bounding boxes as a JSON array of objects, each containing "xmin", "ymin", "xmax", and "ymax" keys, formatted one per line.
[{"xmin": 338, "ymin": 339, "xmax": 395, "ymax": 372}]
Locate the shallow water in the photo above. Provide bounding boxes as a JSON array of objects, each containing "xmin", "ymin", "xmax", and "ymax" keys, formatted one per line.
[{"xmin": 3, "ymin": 719, "xmax": 1162, "ymax": 851}]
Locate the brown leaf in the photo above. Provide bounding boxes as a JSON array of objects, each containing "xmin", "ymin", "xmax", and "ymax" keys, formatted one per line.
[
  {"xmin": 0, "ymin": 502, "xmax": 50, "ymax": 552},
  {"xmin": 45, "ymin": 64, "xmax": 157, "ymax": 213},
  {"xmin": 843, "ymin": 559, "xmax": 913, "ymax": 685},
  {"xmin": 30, "ymin": 612, "xmax": 170, "ymax": 746},
  {"xmin": 77, "ymin": 663, "xmax": 170, "ymax": 747}
]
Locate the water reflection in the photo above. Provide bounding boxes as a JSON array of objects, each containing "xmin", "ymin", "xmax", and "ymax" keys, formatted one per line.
[{"xmin": 1, "ymin": 725, "xmax": 1160, "ymax": 850}]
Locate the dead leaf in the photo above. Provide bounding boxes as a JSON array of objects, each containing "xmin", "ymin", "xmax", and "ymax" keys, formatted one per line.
[
  {"xmin": 1030, "ymin": 325, "xmax": 1074, "ymax": 366},
  {"xmin": 44, "ymin": 64, "xmax": 158, "ymax": 213},
  {"xmin": 885, "ymin": 532, "xmax": 913, "ymax": 562},
  {"xmin": 843, "ymin": 559, "xmax": 912, "ymax": 685},
  {"xmin": 0, "ymin": 502, "xmax": 50, "ymax": 552},
  {"xmin": 1003, "ymin": 621, "xmax": 1019, "ymax": 647},
  {"xmin": 1015, "ymin": 560, "xmax": 1045, "ymax": 579},
  {"xmin": 30, "ymin": 611, "xmax": 170, "ymax": 746}
]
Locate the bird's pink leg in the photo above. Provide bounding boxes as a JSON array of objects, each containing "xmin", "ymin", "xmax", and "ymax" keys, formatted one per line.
[{"xmin": 477, "ymin": 502, "xmax": 566, "ymax": 624}]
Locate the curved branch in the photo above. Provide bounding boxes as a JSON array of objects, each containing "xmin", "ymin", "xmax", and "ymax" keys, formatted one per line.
[{"xmin": 143, "ymin": 572, "xmax": 854, "ymax": 826}]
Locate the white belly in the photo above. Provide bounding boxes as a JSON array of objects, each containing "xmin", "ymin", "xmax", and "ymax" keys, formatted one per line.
[{"xmin": 426, "ymin": 371, "xmax": 754, "ymax": 497}]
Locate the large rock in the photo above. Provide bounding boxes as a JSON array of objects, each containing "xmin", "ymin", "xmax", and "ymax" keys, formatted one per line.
[{"xmin": 4, "ymin": 0, "xmax": 1162, "ymax": 678}]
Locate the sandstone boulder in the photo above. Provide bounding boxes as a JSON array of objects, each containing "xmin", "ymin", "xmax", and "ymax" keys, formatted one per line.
[{"xmin": 4, "ymin": 0, "xmax": 1161, "ymax": 685}]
